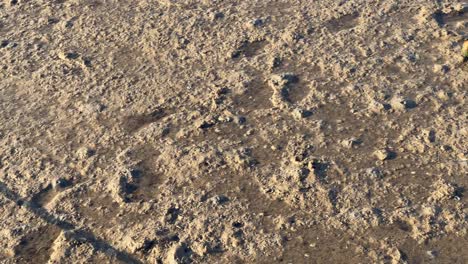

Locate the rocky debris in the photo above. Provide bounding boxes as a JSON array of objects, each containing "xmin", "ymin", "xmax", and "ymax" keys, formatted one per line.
[
  {"xmin": 374, "ymin": 149, "xmax": 393, "ymax": 161},
  {"xmin": 422, "ymin": 129, "xmax": 436, "ymax": 144},
  {"xmin": 433, "ymin": 64, "xmax": 450, "ymax": 73},
  {"xmin": 341, "ymin": 138, "xmax": 362, "ymax": 148},
  {"xmin": 429, "ymin": 180, "xmax": 460, "ymax": 202},
  {"xmin": 292, "ymin": 108, "xmax": 313, "ymax": 119},
  {"xmin": 76, "ymin": 147, "xmax": 95, "ymax": 160}
]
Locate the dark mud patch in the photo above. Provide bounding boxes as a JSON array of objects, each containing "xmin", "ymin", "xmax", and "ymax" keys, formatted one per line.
[
  {"xmin": 326, "ymin": 12, "xmax": 360, "ymax": 32},
  {"xmin": 14, "ymin": 225, "xmax": 61, "ymax": 263},
  {"xmin": 30, "ymin": 184, "xmax": 55, "ymax": 208},
  {"xmin": 286, "ymin": 76, "xmax": 310, "ymax": 104},
  {"xmin": 127, "ymin": 167, "xmax": 163, "ymax": 202},
  {"xmin": 232, "ymin": 40, "xmax": 267, "ymax": 59},
  {"xmin": 433, "ymin": 9, "xmax": 468, "ymax": 26},
  {"xmin": 122, "ymin": 108, "xmax": 166, "ymax": 133},
  {"xmin": 123, "ymin": 146, "xmax": 164, "ymax": 202},
  {"xmin": 433, "ymin": 9, "xmax": 468, "ymax": 36},
  {"xmin": 233, "ymin": 78, "xmax": 272, "ymax": 114}
]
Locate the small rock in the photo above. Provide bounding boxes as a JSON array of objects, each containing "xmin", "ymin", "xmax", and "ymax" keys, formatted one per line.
[
  {"xmin": 374, "ymin": 149, "xmax": 391, "ymax": 161},
  {"xmin": 292, "ymin": 108, "xmax": 312, "ymax": 119},
  {"xmin": 76, "ymin": 147, "xmax": 95, "ymax": 159},
  {"xmin": 426, "ymin": 250, "xmax": 437, "ymax": 259},
  {"xmin": 341, "ymin": 138, "xmax": 362, "ymax": 148},
  {"xmin": 433, "ymin": 64, "xmax": 449, "ymax": 73}
]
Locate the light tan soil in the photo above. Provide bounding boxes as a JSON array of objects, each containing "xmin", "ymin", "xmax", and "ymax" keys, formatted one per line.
[{"xmin": 0, "ymin": 0, "xmax": 467, "ymax": 263}]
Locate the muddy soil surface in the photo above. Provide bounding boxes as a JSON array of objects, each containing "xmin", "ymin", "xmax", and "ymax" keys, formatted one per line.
[{"xmin": 0, "ymin": 0, "xmax": 467, "ymax": 263}]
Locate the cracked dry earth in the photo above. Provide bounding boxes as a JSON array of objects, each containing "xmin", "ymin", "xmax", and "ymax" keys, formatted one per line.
[{"xmin": 0, "ymin": 0, "xmax": 467, "ymax": 263}]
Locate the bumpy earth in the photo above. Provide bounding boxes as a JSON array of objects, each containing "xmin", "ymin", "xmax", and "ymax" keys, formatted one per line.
[{"xmin": 0, "ymin": 0, "xmax": 467, "ymax": 263}]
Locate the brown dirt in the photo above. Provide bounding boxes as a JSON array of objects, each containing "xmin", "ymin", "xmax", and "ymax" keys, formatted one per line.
[{"xmin": 0, "ymin": 0, "xmax": 467, "ymax": 263}]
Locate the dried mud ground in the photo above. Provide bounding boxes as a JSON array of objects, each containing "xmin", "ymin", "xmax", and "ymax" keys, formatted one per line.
[{"xmin": 0, "ymin": 0, "xmax": 467, "ymax": 263}]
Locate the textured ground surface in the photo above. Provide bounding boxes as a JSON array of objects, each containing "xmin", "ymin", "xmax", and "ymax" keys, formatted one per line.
[{"xmin": 0, "ymin": 0, "xmax": 467, "ymax": 263}]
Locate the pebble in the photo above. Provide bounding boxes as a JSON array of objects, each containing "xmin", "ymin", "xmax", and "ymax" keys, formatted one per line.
[
  {"xmin": 426, "ymin": 250, "xmax": 437, "ymax": 259},
  {"xmin": 76, "ymin": 147, "xmax": 95, "ymax": 159},
  {"xmin": 341, "ymin": 138, "xmax": 361, "ymax": 148},
  {"xmin": 433, "ymin": 64, "xmax": 449, "ymax": 73},
  {"xmin": 293, "ymin": 108, "xmax": 313, "ymax": 119},
  {"xmin": 374, "ymin": 149, "xmax": 390, "ymax": 160}
]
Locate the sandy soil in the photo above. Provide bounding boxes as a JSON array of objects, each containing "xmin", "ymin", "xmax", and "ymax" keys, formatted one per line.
[{"xmin": 0, "ymin": 0, "xmax": 467, "ymax": 263}]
